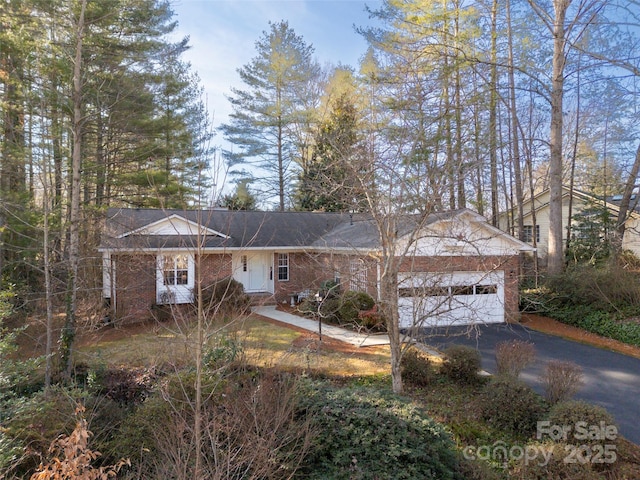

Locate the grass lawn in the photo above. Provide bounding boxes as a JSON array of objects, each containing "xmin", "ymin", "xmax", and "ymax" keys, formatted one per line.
[{"xmin": 76, "ymin": 313, "xmax": 391, "ymax": 377}]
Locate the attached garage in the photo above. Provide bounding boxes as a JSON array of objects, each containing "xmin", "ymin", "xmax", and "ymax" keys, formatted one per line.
[
  {"xmin": 398, "ymin": 271, "xmax": 505, "ymax": 328},
  {"xmin": 395, "ymin": 209, "xmax": 534, "ymax": 328}
]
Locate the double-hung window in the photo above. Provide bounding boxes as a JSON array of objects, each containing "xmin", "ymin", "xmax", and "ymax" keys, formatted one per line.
[
  {"xmin": 522, "ymin": 225, "xmax": 540, "ymax": 243},
  {"xmin": 163, "ymin": 254, "xmax": 189, "ymax": 286},
  {"xmin": 157, "ymin": 253, "xmax": 194, "ymax": 304},
  {"xmin": 278, "ymin": 253, "xmax": 289, "ymax": 281}
]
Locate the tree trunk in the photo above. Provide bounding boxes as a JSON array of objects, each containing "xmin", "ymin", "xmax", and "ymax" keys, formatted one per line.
[
  {"xmin": 616, "ymin": 143, "xmax": 640, "ymax": 241},
  {"xmin": 194, "ymin": 212, "xmax": 204, "ymax": 478},
  {"xmin": 363, "ymin": 212, "xmax": 403, "ymax": 393},
  {"xmin": 380, "ymin": 247, "xmax": 403, "ymax": 394},
  {"xmin": 43, "ymin": 157, "xmax": 54, "ymax": 390},
  {"xmin": 454, "ymin": 1, "xmax": 465, "ymax": 209},
  {"xmin": 278, "ymin": 118, "xmax": 285, "ymax": 211},
  {"xmin": 566, "ymin": 58, "xmax": 581, "ymax": 251},
  {"xmin": 489, "ymin": 0, "xmax": 499, "ymax": 225},
  {"xmin": 546, "ymin": 0, "xmax": 570, "ymax": 275},
  {"xmin": 61, "ymin": 0, "xmax": 87, "ymax": 377},
  {"xmin": 507, "ymin": 0, "xmax": 525, "ymax": 240}
]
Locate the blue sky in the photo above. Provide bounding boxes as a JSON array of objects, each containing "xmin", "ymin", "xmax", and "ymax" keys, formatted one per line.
[{"xmin": 171, "ymin": 0, "xmax": 382, "ymax": 129}]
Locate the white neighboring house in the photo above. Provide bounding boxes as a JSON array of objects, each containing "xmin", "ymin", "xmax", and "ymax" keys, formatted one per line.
[{"xmin": 498, "ymin": 186, "xmax": 640, "ymax": 259}]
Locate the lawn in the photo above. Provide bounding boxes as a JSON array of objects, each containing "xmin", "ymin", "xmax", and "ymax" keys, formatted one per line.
[{"xmin": 76, "ymin": 313, "xmax": 391, "ymax": 377}]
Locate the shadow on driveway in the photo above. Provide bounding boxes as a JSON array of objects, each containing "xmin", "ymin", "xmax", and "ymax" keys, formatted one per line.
[{"xmin": 420, "ymin": 323, "xmax": 640, "ymax": 445}]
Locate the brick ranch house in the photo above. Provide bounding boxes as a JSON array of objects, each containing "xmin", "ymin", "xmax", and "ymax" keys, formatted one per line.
[{"xmin": 99, "ymin": 207, "xmax": 534, "ymax": 327}]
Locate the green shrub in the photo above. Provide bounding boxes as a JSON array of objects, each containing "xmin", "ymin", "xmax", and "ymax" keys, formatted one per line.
[
  {"xmin": 108, "ymin": 395, "xmax": 171, "ymax": 470},
  {"xmin": 297, "ymin": 297, "xmax": 319, "ymax": 317},
  {"xmin": 441, "ymin": 345, "xmax": 481, "ymax": 384},
  {"xmin": 2, "ymin": 388, "xmax": 122, "ymax": 477},
  {"xmin": 318, "ymin": 296, "xmax": 341, "ymax": 324},
  {"xmin": 200, "ymin": 277, "xmax": 250, "ymax": 315},
  {"xmin": 479, "ymin": 377, "xmax": 546, "ymax": 437},
  {"xmin": 532, "ymin": 265, "xmax": 640, "ymax": 347},
  {"xmin": 495, "ymin": 340, "xmax": 536, "ymax": 379},
  {"xmin": 318, "ymin": 279, "xmax": 340, "ymax": 299},
  {"xmin": 546, "ymin": 307, "xmax": 640, "ymax": 348},
  {"xmin": 296, "ymin": 380, "xmax": 460, "ymax": 479},
  {"xmin": 0, "ymin": 429, "xmax": 22, "ymax": 476},
  {"xmin": 546, "ymin": 400, "xmax": 617, "ymax": 446},
  {"xmin": 544, "ymin": 265, "xmax": 640, "ymax": 313},
  {"xmin": 203, "ymin": 334, "xmax": 243, "ymax": 370},
  {"xmin": 82, "ymin": 395, "xmax": 128, "ymax": 464},
  {"xmin": 401, "ymin": 348, "xmax": 435, "ymax": 387},
  {"xmin": 338, "ymin": 291, "xmax": 375, "ymax": 324},
  {"xmin": 4, "ymin": 388, "xmax": 77, "ymax": 463},
  {"xmin": 581, "ymin": 312, "xmax": 640, "ymax": 347}
]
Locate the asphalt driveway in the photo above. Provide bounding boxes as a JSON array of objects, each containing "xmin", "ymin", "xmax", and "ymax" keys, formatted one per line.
[{"xmin": 421, "ymin": 323, "xmax": 640, "ymax": 445}]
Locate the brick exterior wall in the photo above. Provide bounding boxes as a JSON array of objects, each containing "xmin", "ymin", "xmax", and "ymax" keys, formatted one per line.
[
  {"xmin": 114, "ymin": 254, "xmax": 156, "ymax": 323},
  {"xmin": 199, "ymin": 253, "xmax": 233, "ymax": 287},
  {"xmin": 113, "ymin": 253, "xmax": 233, "ymax": 323},
  {"xmin": 112, "ymin": 250, "xmax": 521, "ymax": 324},
  {"xmin": 273, "ymin": 252, "xmax": 378, "ymax": 303}
]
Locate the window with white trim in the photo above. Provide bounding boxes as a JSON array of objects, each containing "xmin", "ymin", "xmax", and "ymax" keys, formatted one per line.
[
  {"xmin": 349, "ymin": 258, "xmax": 367, "ymax": 291},
  {"xmin": 157, "ymin": 253, "xmax": 194, "ymax": 304},
  {"xmin": 278, "ymin": 253, "xmax": 289, "ymax": 281},
  {"xmin": 163, "ymin": 254, "xmax": 189, "ymax": 286}
]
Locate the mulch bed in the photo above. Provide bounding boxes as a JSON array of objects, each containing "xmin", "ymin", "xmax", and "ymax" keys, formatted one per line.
[{"xmin": 520, "ymin": 313, "xmax": 640, "ymax": 359}]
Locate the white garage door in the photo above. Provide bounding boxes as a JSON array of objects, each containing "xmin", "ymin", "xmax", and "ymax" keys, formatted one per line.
[{"xmin": 398, "ymin": 271, "xmax": 505, "ymax": 328}]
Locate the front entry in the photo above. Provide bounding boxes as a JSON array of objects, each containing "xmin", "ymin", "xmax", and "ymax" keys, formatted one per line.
[{"xmin": 233, "ymin": 252, "xmax": 273, "ymax": 293}]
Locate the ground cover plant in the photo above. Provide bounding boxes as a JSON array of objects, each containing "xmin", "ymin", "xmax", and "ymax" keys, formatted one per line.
[
  {"xmin": 521, "ymin": 262, "xmax": 640, "ymax": 348},
  {"xmin": 296, "ymin": 380, "xmax": 462, "ymax": 480}
]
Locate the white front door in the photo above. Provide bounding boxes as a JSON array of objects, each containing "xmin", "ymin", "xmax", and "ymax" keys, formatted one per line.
[{"xmin": 234, "ymin": 252, "xmax": 272, "ymax": 293}]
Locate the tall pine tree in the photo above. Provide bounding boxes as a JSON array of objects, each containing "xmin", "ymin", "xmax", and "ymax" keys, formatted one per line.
[{"xmin": 220, "ymin": 21, "xmax": 321, "ymax": 211}]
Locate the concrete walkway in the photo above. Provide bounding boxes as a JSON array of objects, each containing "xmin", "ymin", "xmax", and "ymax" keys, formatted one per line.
[{"xmin": 252, "ymin": 306, "xmax": 391, "ymax": 347}]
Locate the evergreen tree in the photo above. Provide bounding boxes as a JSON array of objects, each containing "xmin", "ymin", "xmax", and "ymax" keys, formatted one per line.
[
  {"xmin": 567, "ymin": 199, "xmax": 615, "ymax": 265},
  {"xmin": 221, "ymin": 179, "xmax": 258, "ymax": 211},
  {"xmin": 220, "ymin": 21, "xmax": 322, "ymax": 211},
  {"xmin": 296, "ymin": 93, "xmax": 366, "ymax": 212}
]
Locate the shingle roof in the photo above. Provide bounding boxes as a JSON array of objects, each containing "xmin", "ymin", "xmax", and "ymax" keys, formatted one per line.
[
  {"xmin": 100, "ymin": 208, "xmax": 373, "ymax": 251},
  {"xmin": 99, "ymin": 207, "xmax": 491, "ymax": 252}
]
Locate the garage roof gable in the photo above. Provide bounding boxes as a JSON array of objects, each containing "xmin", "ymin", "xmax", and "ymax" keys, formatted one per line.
[{"xmin": 399, "ymin": 209, "xmax": 536, "ymax": 256}]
